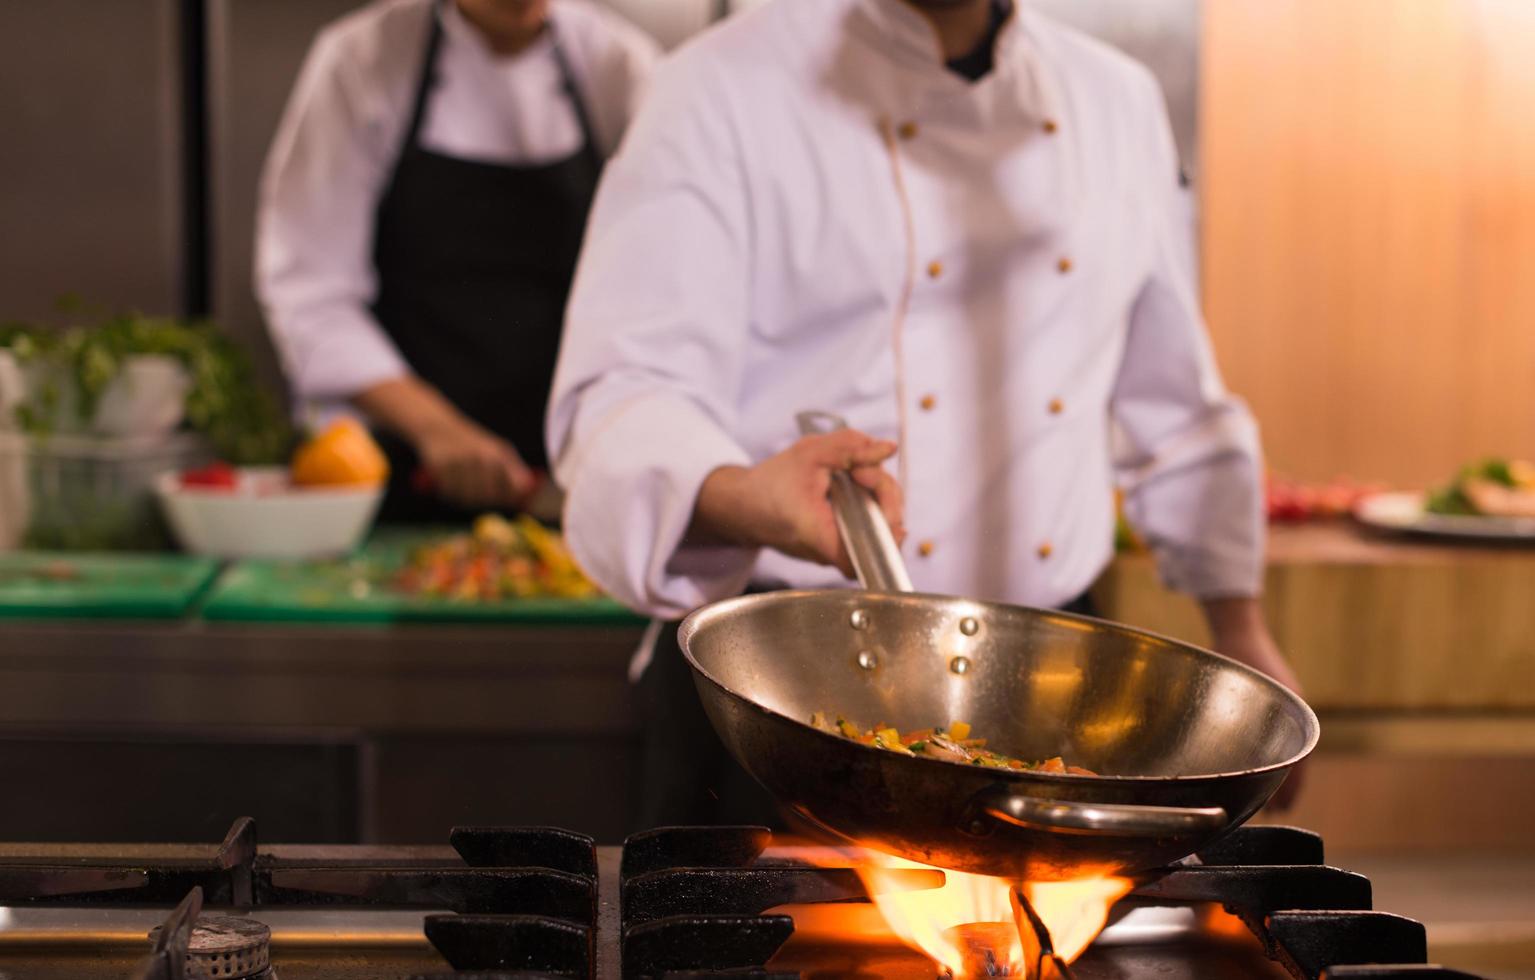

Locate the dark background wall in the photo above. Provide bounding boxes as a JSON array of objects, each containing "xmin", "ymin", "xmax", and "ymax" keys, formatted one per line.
[
  {"xmin": 0, "ymin": 0, "xmax": 188, "ymax": 324},
  {"xmin": 0, "ymin": 0, "xmax": 734, "ymax": 396},
  {"xmin": 205, "ymin": 0, "xmax": 371, "ymax": 396}
]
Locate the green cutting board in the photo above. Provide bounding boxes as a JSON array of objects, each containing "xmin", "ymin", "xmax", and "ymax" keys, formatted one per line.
[
  {"xmin": 0, "ymin": 552, "xmax": 221, "ymax": 619},
  {"xmin": 201, "ymin": 529, "xmax": 644, "ymax": 626}
]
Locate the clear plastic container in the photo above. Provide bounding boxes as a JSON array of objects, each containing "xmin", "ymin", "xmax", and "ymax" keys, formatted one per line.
[{"xmin": 0, "ymin": 432, "xmax": 211, "ymax": 551}]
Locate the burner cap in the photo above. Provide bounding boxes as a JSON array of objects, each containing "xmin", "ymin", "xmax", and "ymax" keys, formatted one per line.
[
  {"xmin": 943, "ymin": 921, "xmax": 1022, "ymax": 978},
  {"xmin": 148, "ymin": 914, "xmax": 272, "ymax": 979}
]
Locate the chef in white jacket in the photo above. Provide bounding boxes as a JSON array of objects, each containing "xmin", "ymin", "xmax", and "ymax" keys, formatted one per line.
[
  {"xmin": 257, "ymin": 0, "xmax": 656, "ymax": 518},
  {"xmin": 549, "ymin": 0, "xmax": 1302, "ymax": 827}
]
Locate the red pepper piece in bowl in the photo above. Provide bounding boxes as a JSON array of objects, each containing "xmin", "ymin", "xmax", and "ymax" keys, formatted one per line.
[{"xmin": 181, "ymin": 462, "xmax": 240, "ymax": 490}]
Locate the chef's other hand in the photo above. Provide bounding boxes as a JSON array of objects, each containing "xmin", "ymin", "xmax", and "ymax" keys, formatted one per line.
[
  {"xmin": 417, "ymin": 416, "xmax": 538, "ymax": 510},
  {"xmin": 691, "ymin": 429, "xmax": 904, "ymax": 577},
  {"xmin": 1202, "ymin": 597, "xmax": 1307, "ymax": 810},
  {"xmin": 353, "ymin": 376, "xmax": 537, "ymax": 510}
]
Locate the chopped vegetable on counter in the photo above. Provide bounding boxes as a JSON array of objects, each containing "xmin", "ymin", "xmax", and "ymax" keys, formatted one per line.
[
  {"xmin": 1265, "ymin": 474, "xmax": 1385, "ymax": 523},
  {"xmin": 393, "ymin": 514, "xmax": 598, "ymax": 601}
]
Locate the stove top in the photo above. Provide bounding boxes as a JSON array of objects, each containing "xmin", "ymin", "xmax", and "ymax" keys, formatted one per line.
[{"xmin": 0, "ymin": 819, "xmax": 1486, "ymax": 979}]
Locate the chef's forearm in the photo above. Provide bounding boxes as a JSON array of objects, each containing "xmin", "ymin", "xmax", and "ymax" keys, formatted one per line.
[
  {"xmin": 352, "ymin": 376, "xmax": 471, "ymax": 447},
  {"xmin": 688, "ymin": 465, "xmax": 767, "ymax": 548},
  {"xmin": 1198, "ymin": 595, "xmax": 1303, "ymax": 692},
  {"xmin": 1200, "ymin": 595, "xmax": 1265, "ymax": 640}
]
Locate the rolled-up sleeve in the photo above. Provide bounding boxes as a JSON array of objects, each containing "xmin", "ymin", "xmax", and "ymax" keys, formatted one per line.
[
  {"xmin": 547, "ymin": 55, "xmax": 758, "ymax": 618},
  {"xmin": 1111, "ymin": 76, "xmax": 1265, "ymax": 600},
  {"xmin": 254, "ymin": 31, "xmax": 410, "ymax": 403}
]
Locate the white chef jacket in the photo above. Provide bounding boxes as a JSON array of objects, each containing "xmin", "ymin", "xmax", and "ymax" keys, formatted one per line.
[
  {"xmin": 256, "ymin": 0, "xmax": 659, "ymax": 406},
  {"xmin": 548, "ymin": 0, "xmax": 1264, "ymax": 622}
]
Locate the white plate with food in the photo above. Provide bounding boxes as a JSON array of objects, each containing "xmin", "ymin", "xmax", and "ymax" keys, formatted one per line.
[{"xmin": 1354, "ymin": 458, "xmax": 1535, "ymax": 541}]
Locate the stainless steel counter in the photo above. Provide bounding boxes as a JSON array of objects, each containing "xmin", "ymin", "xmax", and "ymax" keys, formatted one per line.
[
  {"xmin": 0, "ymin": 620, "xmax": 641, "ymax": 733},
  {"xmin": 0, "ymin": 620, "xmax": 648, "ymax": 844}
]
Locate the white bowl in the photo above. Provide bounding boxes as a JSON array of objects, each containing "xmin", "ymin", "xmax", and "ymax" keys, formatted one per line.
[{"xmin": 155, "ymin": 467, "xmax": 383, "ymax": 560}]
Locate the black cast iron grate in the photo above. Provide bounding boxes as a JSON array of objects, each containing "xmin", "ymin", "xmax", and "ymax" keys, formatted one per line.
[
  {"xmin": 616, "ymin": 824, "xmax": 1483, "ymax": 980},
  {"xmin": 0, "ymin": 818, "xmax": 595, "ymax": 978},
  {"xmin": 0, "ymin": 819, "xmax": 1491, "ymax": 979}
]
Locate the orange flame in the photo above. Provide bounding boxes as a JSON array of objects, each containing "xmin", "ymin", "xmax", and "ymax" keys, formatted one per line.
[
  {"xmin": 859, "ymin": 856, "xmax": 1022, "ymax": 973},
  {"xmin": 850, "ymin": 851, "xmax": 1132, "ymax": 977},
  {"xmin": 1016, "ymin": 877, "xmax": 1136, "ymax": 965}
]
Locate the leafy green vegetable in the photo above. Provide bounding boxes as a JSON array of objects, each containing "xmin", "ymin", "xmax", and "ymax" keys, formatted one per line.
[
  {"xmin": 1424, "ymin": 457, "xmax": 1518, "ymax": 516},
  {"xmin": 2, "ymin": 312, "xmax": 292, "ymax": 464},
  {"xmin": 1424, "ymin": 485, "xmax": 1475, "ymax": 516},
  {"xmin": 1474, "ymin": 459, "xmax": 1517, "ymax": 488}
]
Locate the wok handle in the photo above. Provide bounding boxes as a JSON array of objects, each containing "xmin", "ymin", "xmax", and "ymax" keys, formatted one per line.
[
  {"xmin": 978, "ymin": 789, "xmax": 1228, "ymax": 837},
  {"xmin": 796, "ymin": 411, "xmax": 914, "ymax": 593}
]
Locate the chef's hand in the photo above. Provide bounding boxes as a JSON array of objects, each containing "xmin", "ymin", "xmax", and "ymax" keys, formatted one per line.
[
  {"xmin": 691, "ymin": 429, "xmax": 904, "ymax": 577},
  {"xmin": 1202, "ymin": 597, "xmax": 1306, "ymax": 810},
  {"xmin": 353, "ymin": 375, "xmax": 536, "ymax": 509},
  {"xmin": 415, "ymin": 416, "xmax": 538, "ymax": 510}
]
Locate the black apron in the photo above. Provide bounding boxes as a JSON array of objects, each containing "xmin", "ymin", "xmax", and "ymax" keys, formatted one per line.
[{"xmin": 371, "ymin": 6, "xmax": 602, "ymax": 521}]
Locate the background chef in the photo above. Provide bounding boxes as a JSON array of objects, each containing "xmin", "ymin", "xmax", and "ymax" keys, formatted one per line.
[
  {"xmin": 549, "ymin": 0, "xmax": 1305, "ymax": 829},
  {"xmin": 257, "ymin": 0, "xmax": 657, "ymax": 518}
]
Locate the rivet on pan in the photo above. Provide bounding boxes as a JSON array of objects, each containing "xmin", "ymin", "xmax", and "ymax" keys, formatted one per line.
[
  {"xmin": 959, "ymin": 616, "xmax": 980, "ymax": 636},
  {"xmin": 949, "ymin": 656, "xmax": 971, "ymax": 675},
  {"xmin": 856, "ymin": 650, "xmax": 879, "ymax": 671},
  {"xmin": 850, "ymin": 610, "xmax": 870, "ymax": 631}
]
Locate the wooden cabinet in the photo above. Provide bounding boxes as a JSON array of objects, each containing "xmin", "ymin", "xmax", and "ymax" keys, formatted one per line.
[
  {"xmin": 1099, "ymin": 523, "xmax": 1535, "ymax": 851},
  {"xmin": 1097, "ymin": 524, "xmax": 1535, "ymax": 710},
  {"xmin": 1202, "ymin": 1, "xmax": 1535, "ymax": 488}
]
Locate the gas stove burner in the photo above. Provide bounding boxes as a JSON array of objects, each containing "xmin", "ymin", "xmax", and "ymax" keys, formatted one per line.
[
  {"xmin": 148, "ymin": 913, "xmax": 272, "ymax": 979},
  {"xmin": 943, "ymin": 921, "xmax": 1023, "ymax": 978},
  {"xmin": 940, "ymin": 911, "xmax": 1079, "ymax": 980}
]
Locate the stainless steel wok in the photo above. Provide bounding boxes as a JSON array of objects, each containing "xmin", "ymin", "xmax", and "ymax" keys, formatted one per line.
[{"xmin": 678, "ymin": 413, "xmax": 1318, "ymax": 881}]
